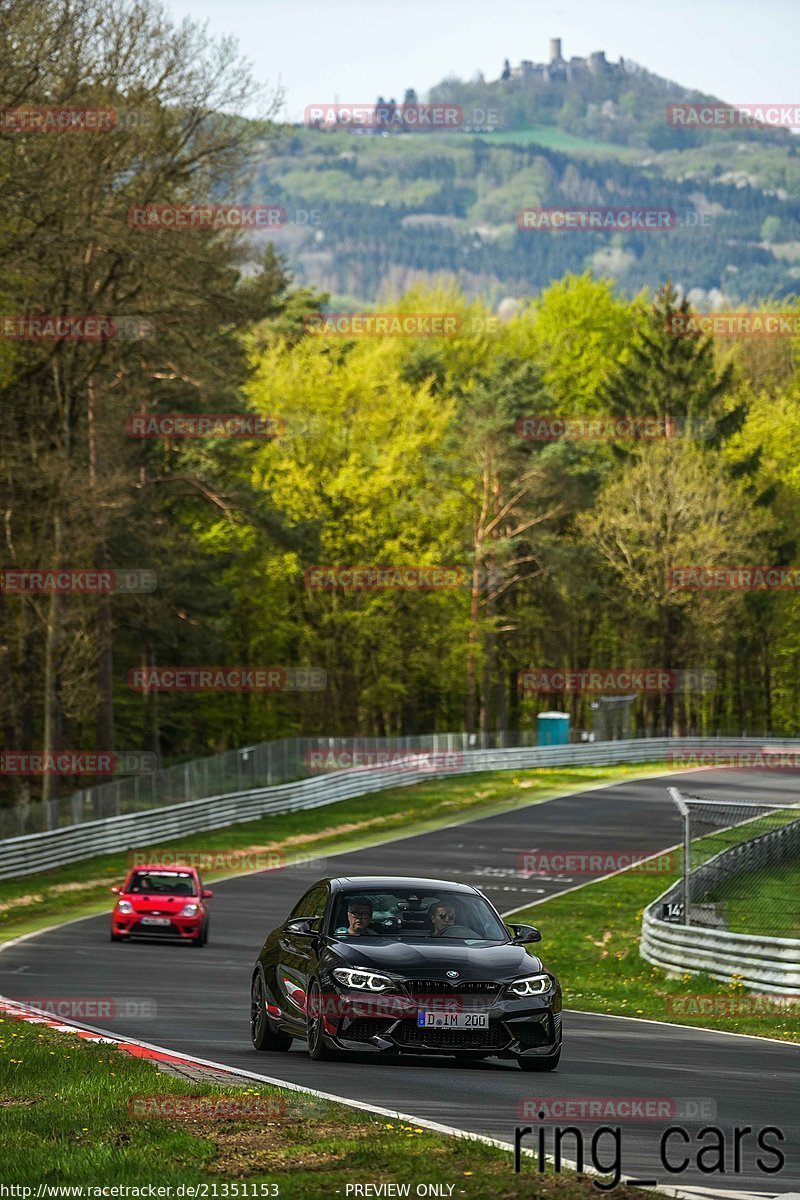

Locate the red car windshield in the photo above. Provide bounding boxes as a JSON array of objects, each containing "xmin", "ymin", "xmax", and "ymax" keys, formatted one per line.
[{"xmin": 126, "ymin": 871, "xmax": 197, "ymax": 896}]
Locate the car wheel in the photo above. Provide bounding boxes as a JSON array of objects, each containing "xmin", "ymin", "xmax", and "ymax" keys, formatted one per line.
[
  {"xmin": 191, "ymin": 922, "xmax": 208, "ymax": 947},
  {"xmin": 251, "ymin": 973, "xmax": 292, "ymax": 1052},
  {"xmin": 110, "ymin": 931, "xmax": 124, "ymax": 943},
  {"xmin": 517, "ymin": 1050, "xmax": 561, "ymax": 1072},
  {"xmin": 307, "ymin": 979, "xmax": 338, "ymax": 1061}
]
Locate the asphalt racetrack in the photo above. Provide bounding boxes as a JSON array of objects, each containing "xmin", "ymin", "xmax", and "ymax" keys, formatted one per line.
[{"xmin": 2, "ymin": 769, "xmax": 798, "ymax": 1194}]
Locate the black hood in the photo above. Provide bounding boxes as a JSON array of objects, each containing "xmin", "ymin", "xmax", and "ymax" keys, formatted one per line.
[{"xmin": 329, "ymin": 937, "xmax": 543, "ymax": 980}]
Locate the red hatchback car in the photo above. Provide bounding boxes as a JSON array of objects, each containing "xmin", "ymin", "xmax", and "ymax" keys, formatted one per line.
[{"xmin": 110, "ymin": 864, "xmax": 212, "ymax": 946}]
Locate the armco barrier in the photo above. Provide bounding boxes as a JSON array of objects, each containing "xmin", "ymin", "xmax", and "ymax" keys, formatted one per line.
[
  {"xmin": 641, "ymin": 902, "xmax": 800, "ymax": 995},
  {"xmin": 2, "ymin": 736, "xmax": 800, "ymax": 881},
  {"xmin": 2, "ymin": 732, "xmax": 509, "ymax": 839},
  {"xmin": 0, "ymin": 738, "xmax": 661, "ymax": 879}
]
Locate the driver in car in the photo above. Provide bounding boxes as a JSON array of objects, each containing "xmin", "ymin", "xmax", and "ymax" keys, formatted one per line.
[{"xmin": 346, "ymin": 896, "xmax": 377, "ymax": 936}]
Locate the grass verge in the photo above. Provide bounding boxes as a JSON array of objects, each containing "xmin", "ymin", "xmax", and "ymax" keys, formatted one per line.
[
  {"xmin": 511, "ymin": 865, "xmax": 800, "ymax": 1043},
  {"xmin": 0, "ymin": 762, "xmax": 673, "ymax": 943},
  {"xmin": 0, "ymin": 1014, "xmax": 651, "ymax": 1197}
]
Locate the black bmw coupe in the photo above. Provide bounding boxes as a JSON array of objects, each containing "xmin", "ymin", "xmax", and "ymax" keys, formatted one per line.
[{"xmin": 250, "ymin": 875, "xmax": 562, "ymax": 1070}]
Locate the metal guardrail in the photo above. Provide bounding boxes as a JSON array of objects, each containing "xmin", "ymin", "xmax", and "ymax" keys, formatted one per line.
[
  {"xmin": 1, "ymin": 732, "xmax": 538, "ymax": 839},
  {"xmin": 3, "ymin": 735, "xmax": 800, "ymax": 880},
  {"xmin": 0, "ymin": 737, "xmax": 660, "ymax": 879},
  {"xmin": 7, "ymin": 727, "xmax": 792, "ymax": 840},
  {"xmin": 640, "ymin": 810, "xmax": 800, "ymax": 994},
  {"xmin": 641, "ymin": 904, "xmax": 800, "ymax": 995}
]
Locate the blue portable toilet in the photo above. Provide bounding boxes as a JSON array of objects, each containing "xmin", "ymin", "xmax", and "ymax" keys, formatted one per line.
[{"xmin": 537, "ymin": 711, "xmax": 571, "ymax": 746}]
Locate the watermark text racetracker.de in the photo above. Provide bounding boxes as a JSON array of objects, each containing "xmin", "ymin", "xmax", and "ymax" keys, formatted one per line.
[
  {"xmin": 669, "ymin": 566, "xmax": 800, "ymax": 590},
  {"xmin": 303, "ymin": 313, "xmax": 499, "ymax": 337},
  {"xmin": 126, "ymin": 666, "xmax": 326, "ymax": 692},
  {"xmin": 667, "ymin": 102, "xmax": 800, "ymax": 129},
  {"xmin": 517, "ymin": 850, "xmax": 677, "ymax": 877},
  {"xmin": 518, "ymin": 207, "xmax": 678, "ymax": 231},
  {"xmin": 305, "ymin": 565, "xmax": 504, "ymax": 591},
  {"xmin": 667, "ymin": 312, "xmax": 800, "ymax": 338},
  {"xmin": 126, "ymin": 414, "xmax": 283, "ymax": 439},
  {"xmin": 516, "ymin": 415, "xmax": 678, "ymax": 442},
  {"xmin": 0, "ymin": 105, "xmax": 169, "ymax": 133},
  {"xmin": 1, "ymin": 569, "xmax": 156, "ymax": 594},
  {"xmin": 15, "ymin": 996, "xmax": 156, "ymax": 1020},
  {"xmin": 668, "ymin": 748, "xmax": 800, "ymax": 770},
  {"xmin": 129, "ymin": 848, "xmax": 329, "ymax": 873},
  {"xmin": 0, "ymin": 751, "xmax": 157, "ymax": 776},
  {"xmin": 304, "ymin": 102, "xmax": 502, "ymax": 132},
  {"xmin": 129, "ymin": 1095, "xmax": 287, "ymax": 1121},
  {"xmin": 518, "ymin": 1096, "xmax": 717, "ymax": 1122},
  {"xmin": 304, "ymin": 746, "xmax": 464, "ymax": 772},
  {"xmin": 667, "ymin": 994, "xmax": 800, "ymax": 1017},
  {"xmin": 128, "ymin": 204, "xmax": 286, "ymax": 230},
  {"xmin": 0, "ymin": 106, "xmax": 129, "ymax": 132},
  {"xmin": 127, "ymin": 204, "xmax": 323, "ymax": 230},
  {"xmin": 519, "ymin": 668, "xmax": 717, "ymax": 695},
  {"xmin": 306, "ymin": 565, "xmax": 465, "ymax": 590},
  {"xmin": 0, "ymin": 316, "xmax": 155, "ymax": 340}
]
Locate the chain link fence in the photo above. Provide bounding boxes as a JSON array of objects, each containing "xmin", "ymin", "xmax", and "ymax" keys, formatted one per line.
[
  {"xmin": 668, "ymin": 787, "xmax": 800, "ymax": 936},
  {"xmin": 1, "ymin": 731, "xmax": 541, "ymax": 840}
]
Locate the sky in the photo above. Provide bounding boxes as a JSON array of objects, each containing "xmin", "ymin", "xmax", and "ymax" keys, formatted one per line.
[{"xmin": 162, "ymin": 0, "xmax": 798, "ymax": 124}]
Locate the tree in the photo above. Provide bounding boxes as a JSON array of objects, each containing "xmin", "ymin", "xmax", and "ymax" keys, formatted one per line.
[
  {"xmin": 0, "ymin": 0, "xmax": 287, "ymax": 809},
  {"xmin": 580, "ymin": 439, "xmax": 771, "ymax": 734},
  {"xmin": 600, "ymin": 282, "xmax": 737, "ymax": 440}
]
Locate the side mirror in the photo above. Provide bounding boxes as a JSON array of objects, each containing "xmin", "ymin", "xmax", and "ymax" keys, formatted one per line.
[
  {"xmin": 202, "ymin": 889, "xmax": 213, "ymax": 899},
  {"xmin": 110, "ymin": 886, "xmax": 120, "ymax": 894},
  {"xmin": 509, "ymin": 923, "xmax": 541, "ymax": 944},
  {"xmin": 285, "ymin": 918, "xmax": 317, "ymax": 936}
]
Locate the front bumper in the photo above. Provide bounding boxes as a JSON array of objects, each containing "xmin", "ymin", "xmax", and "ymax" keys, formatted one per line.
[
  {"xmin": 111, "ymin": 914, "xmax": 201, "ymax": 941},
  {"xmin": 316, "ymin": 986, "xmax": 562, "ymax": 1059}
]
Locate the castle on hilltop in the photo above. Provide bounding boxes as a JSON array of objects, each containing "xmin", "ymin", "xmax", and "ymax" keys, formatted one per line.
[{"xmin": 505, "ymin": 38, "xmax": 623, "ymax": 83}]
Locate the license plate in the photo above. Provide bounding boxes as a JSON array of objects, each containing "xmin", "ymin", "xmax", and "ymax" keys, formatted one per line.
[
  {"xmin": 417, "ymin": 1011, "xmax": 488, "ymax": 1029},
  {"xmin": 140, "ymin": 916, "xmax": 171, "ymax": 926}
]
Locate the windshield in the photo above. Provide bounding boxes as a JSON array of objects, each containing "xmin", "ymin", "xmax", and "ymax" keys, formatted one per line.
[
  {"xmin": 332, "ymin": 888, "xmax": 508, "ymax": 942},
  {"xmin": 126, "ymin": 871, "xmax": 197, "ymax": 897}
]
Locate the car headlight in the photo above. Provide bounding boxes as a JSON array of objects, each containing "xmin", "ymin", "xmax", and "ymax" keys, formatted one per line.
[
  {"xmin": 332, "ymin": 968, "xmax": 394, "ymax": 992},
  {"xmin": 507, "ymin": 973, "xmax": 552, "ymax": 997},
  {"xmin": 115, "ymin": 900, "xmax": 134, "ymax": 914},
  {"xmin": 179, "ymin": 903, "xmax": 199, "ymax": 917}
]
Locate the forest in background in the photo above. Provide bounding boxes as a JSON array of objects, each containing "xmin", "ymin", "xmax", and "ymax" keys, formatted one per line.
[{"xmin": 2, "ymin": 0, "xmax": 800, "ymax": 808}]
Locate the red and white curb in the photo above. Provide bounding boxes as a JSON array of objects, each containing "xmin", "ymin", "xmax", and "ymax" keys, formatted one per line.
[{"xmin": 0, "ymin": 994, "xmax": 204, "ymax": 1066}]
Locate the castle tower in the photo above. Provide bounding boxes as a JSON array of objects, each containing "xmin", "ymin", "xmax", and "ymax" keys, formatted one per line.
[{"xmin": 549, "ymin": 38, "xmax": 563, "ymax": 63}]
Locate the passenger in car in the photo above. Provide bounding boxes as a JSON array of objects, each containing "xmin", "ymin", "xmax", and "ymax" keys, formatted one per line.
[{"xmin": 431, "ymin": 903, "xmax": 456, "ymax": 936}]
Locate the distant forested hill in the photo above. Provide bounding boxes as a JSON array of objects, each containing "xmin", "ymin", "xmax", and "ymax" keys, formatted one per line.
[{"xmin": 245, "ymin": 57, "xmax": 800, "ymax": 306}]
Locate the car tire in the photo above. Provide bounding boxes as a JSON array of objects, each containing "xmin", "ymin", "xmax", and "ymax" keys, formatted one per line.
[
  {"xmin": 110, "ymin": 931, "xmax": 124, "ymax": 943},
  {"xmin": 517, "ymin": 1050, "xmax": 561, "ymax": 1072},
  {"xmin": 307, "ymin": 979, "xmax": 338, "ymax": 1061},
  {"xmin": 191, "ymin": 921, "xmax": 208, "ymax": 947},
  {"xmin": 251, "ymin": 973, "xmax": 292, "ymax": 1052}
]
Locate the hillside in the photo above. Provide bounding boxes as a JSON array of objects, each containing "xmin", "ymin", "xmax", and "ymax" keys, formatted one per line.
[{"xmin": 246, "ymin": 47, "xmax": 800, "ymax": 306}]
